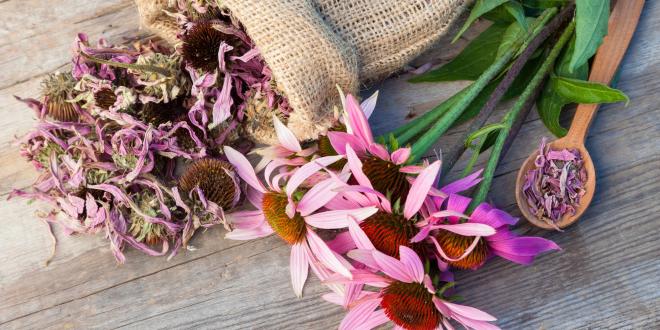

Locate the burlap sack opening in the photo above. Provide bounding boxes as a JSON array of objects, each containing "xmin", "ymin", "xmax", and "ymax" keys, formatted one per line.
[{"xmin": 135, "ymin": 0, "xmax": 469, "ymax": 143}]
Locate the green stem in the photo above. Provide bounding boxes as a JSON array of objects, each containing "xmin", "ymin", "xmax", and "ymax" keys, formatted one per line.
[
  {"xmin": 80, "ymin": 52, "xmax": 172, "ymax": 76},
  {"xmin": 467, "ymin": 21, "xmax": 576, "ymax": 212},
  {"xmin": 407, "ymin": 8, "xmax": 558, "ymax": 164}
]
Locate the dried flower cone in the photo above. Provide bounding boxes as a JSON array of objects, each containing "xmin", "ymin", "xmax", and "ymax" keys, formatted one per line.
[{"xmin": 134, "ymin": 0, "xmax": 468, "ymax": 142}]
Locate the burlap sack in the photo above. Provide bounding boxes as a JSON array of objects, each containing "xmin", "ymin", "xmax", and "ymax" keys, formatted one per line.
[{"xmin": 134, "ymin": 0, "xmax": 469, "ymax": 143}]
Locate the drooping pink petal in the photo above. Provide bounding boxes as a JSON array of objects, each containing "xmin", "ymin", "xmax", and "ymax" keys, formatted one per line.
[
  {"xmin": 347, "ymin": 215, "xmax": 376, "ymax": 250},
  {"xmin": 452, "ymin": 315, "xmax": 501, "ymax": 330},
  {"xmin": 328, "ymin": 131, "xmax": 367, "ymax": 156},
  {"xmin": 404, "ymin": 160, "xmax": 441, "ymax": 219},
  {"xmin": 390, "ymin": 148, "xmax": 411, "ymax": 165},
  {"xmin": 223, "ymin": 146, "xmax": 266, "ymax": 193},
  {"xmin": 347, "ymin": 249, "xmax": 379, "ymax": 269},
  {"xmin": 290, "ymin": 242, "xmax": 309, "ymax": 297},
  {"xmin": 398, "ymin": 246, "xmax": 425, "ymax": 283},
  {"xmin": 225, "ymin": 224, "xmax": 273, "ymax": 240},
  {"xmin": 273, "ymin": 115, "xmax": 302, "ymax": 152},
  {"xmin": 327, "ymin": 231, "xmax": 357, "ymax": 254},
  {"xmin": 488, "ymin": 237, "xmax": 560, "ymax": 257},
  {"xmin": 372, "ymin": 249, "xmax": 414, "ymax": 283},
  {"xmin": 297, "ymin": 178, "xmax": 341, "ymax": 216},
  {"xmin": 286, "ymin": 155, "xmax": 343, "ymax": 196},
  {"xmin": 345, "ymin": 94, "xmax": 374, "ymax": 145},
  {"xmin": 429, "ymin": 236, "xmax": 483, "ymax": 263},
  {"xmin": 324, "ymin": 270, "xmax": 390, "ymax": 287},
  {"xmin": 367, "ymin": 143, "xmax": 390, "ymax": 161},
  {"xmin": 410, "ymin": 225, "xmax": 432, "ymax": 243},
  {"xmin": 441, "ymin": 169, "xmax": 484, "ymax": 194},
  {"xmin": 339, "ymin": 297, "xmax": 381, "ymax": 330},
  {"xmin": 306, "ymin": 228, "xmax": 352, "ymax": 278},
  {"xmin": 355, "ymin": 309, "xmax": 390, "ymax": 330},
  {"xmin": 304, "ymin": 207, "xmax": 378, "ymax": 229},
  {"xmin": 443, "ymin": 301, "xmax": 497, "ymax": 321},
  {"xmin": 227, "ymin": 210, "xmax": 265, "ymax": 229},
  {"xmin": 445, "ymin": 194, "xmax": 471, "ymax": 220}
]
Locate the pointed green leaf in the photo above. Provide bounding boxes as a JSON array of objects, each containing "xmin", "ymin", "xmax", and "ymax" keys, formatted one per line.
[
  {"xmin": 465, "ymin": 123, "xmax": 506, "ymax": 148},
  {"xmin": 522, "ymin": 0, "xmax": 568, "ymax": 9},
  {"xmin": 410, "ymin": 24, "xmax": 508, "ymax": 83},
  {"xmin": 551, "ymin": 76, "xmax": 629, "ymax": 104},
  {"xmin": 452, "ymin": 0, "xmax": 509, "ymax": 43},
  {"xmin": 569, "ymin": 0, "xmax": 609, "ymax": 72},
  {"xmin": 504, "ymin": 2, "xmax": 529, "ymax": 31},
  {"xmin": 537, "ymin": 83, "xmax": 569, "ymax": 137}
]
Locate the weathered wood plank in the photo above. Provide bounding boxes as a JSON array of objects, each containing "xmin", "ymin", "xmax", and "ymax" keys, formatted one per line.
[{"xmin": 0, "ymin": 1, "xmax": 658, "ymax": 329}]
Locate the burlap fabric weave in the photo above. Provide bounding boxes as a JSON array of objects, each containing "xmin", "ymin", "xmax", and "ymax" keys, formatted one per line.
[{"xmin": 135, "ymin": 0, "xmax": 469, "ymax": 143}]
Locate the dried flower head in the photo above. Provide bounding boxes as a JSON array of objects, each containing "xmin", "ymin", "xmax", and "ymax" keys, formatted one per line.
[
  {"xmin": 181, "ymin": 22, "xmax": 241, "ymax": 72},
  {"xmin": 178, "ymin": 158, "xmax": 239, "ymax": 210},
  {"xmin": 41, "ymin": 72, "xmax": 79, "ymax": 121},
  {"xmin": 139, "ymin": 98, "xmax": 187, "ymax": 126},
  {"xmin": 243, "ymin": 92, "xmax": 286, "ymax": 143},
  {"xmin": 93, "ymin": 88, "xmax": 117, "ymax": 109},
  {"xmin": 135, "ymin": 53, "xmax": 189, "ymax": 103},
  {"xmin": 128, "ymin": 191, "xmax": 168, "ymax": 245}
]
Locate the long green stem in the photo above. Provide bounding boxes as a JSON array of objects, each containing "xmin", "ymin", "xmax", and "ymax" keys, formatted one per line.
[
  {"xmin": 407, "ymin": 8, "xmax": 558, "ymax": 164},
  {"xmin": 467, "ymin": 21, "xmax": 576, "ymax": 212}
]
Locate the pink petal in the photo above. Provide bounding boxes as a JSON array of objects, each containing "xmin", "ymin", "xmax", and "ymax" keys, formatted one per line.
[
  {"xmin": 324, "ymin": 270, "xmax": 390, "ymax": 287},
  {"xmin": 355, "ymin": 309, "xmax": 390, "ymax": 330},
  {"xmin": 390, "ymin": 148, "xmax": 411, "ymax": 165},
  {"xmin": 347, "ymin": 215, "xmax": 376, "ymax": 250},
  {"xmin": 347, "ymin": 249, "xmax": 379, "ymax": 269},
  {"xmin": 322, "ymin": 292, "xmax": 344, "ymax": 306},
  {"xmin": 434, "ymin": 223, "xmax": 496, "ymax": 237},
  {"xmin": 297, "ymin": 178, "xmax": 340, "ymax": 216},
  {"xmin": 367, "ymin": 143, "xmax": 390, "ymax": 161},
  {"xmin": 273, "ymin": 115, "xmax": 302, "ymax": 152},
  {"xmin": 339, "ymin": 298, "xmax": 381, "ymax": 330},
  {"xmin": 223, "ymin": 146, "xmax": 266, "ymax": 193},
  {"xmin": 225, "ymin": 224, "xmax": 273, "ymax": 240},
  {"xmin": 360, "ymin": 91, "xmax": 379, "ymax": 119},
  {"xmin": 410, "ymin": 225, "xmax": 432, "ymax": 243},
  {"xmin": 328, "ymin": 131, "xmax": 367, "ymax": 156},
  {"xmin": 452, "ymin": 315, "xmax": 501, "ymax": 330},
  {"xmin": 398, "ymin": 246, "xmax": 425, "ymax": 283},
  {"xmin": 443, "ymin": 301, "xmax": 497, "ymax": 321},
  {"xmin": 307, "ymin": 228, "xmax": 352, "ymax": 278},
  {"xmin": 446, "ymin": 194, "xmax": 472, "ymax": 219},
  {"xmin": 304, "ymin": 207, "xmax": 377, "ymax": 229},
  {"xmin": 372, "ymin": 250, "xmax": 414, "ymax": 283},
  {"xmin": 345, "ymin": 145, "xmax": 372, "ymax": 188},
  {"xmin": 429, "ymin": 236, "xmax": 483, "ymax": 263},
  {"xmin": 327, "ymin": 231, "xmax": 357, "ymax": 254},
  {"xmin": 227, "ymin": 210, "xmax": 265, "ymax": 229},
  {"xmin": 286, "ymin": 155, "xmax": 343, "ymax": 196},
  {"xmin": 489, "ymin": 237, "xmax": 560, "ymax": 257},
  {"xmin": 441, "ymin": 169, "xmax": 483, "ymax": 194},
  {"xmin": 290, "ymin": 242, "xmax": 309, "ymax": 297},
  {"xmin": 345, "ymin": 94, "xmax": 374, "ymax": 145},
  {"xmin": 404, "ymin": 160, "xmax": 441, "ymax": 219},
  {"xmin": 400, "ymin": 165, "xmax": 424, "ymax": 174}
]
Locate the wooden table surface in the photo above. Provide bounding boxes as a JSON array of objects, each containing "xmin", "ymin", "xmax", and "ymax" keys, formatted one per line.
[{"xmin": 1, "ymin": 1, "xmax": 658, "ymax": 329}]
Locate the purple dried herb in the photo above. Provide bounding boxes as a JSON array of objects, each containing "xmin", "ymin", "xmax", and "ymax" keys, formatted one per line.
[{"xmin": 522, "ymin": 137, "xmax": 587, "ymax": 228}]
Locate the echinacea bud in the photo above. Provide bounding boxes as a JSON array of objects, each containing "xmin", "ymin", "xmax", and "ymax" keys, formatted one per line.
[
  {"xmin": 41, "ymin": 72, "xmax": 79, "ymax": 122},
  {"xmin": 178, "ymin": 158, "xmax": 240, "ymax": 210},
  {"xmin": 181, "ymin": 22, "xmax": 242, "ymax": 72}
]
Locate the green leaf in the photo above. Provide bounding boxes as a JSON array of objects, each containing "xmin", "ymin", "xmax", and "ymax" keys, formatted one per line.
[
  {"xmin": 452, "ymin": 0, "xmax": 509, "ymax": 43},
  {"xmin": 537, "ymin": 83, "xmax": 569, "ymax": 136},
  {"xmin": 522, "ymin": 0, "xmax": 568, "ymax": 9},
  {"xmin": 482, "ymin": 5, "xmax": 516, "ymax": 23},
  {"xmin": 410, "ymin": 24, "xmax": 508, "ymax": 83},
  {"xmin": 504, "ymin": 2, "xmax": 529, "ymax": 31},
  {"xmin": 551, "ymin": 76, "xmax": 629, "ymax": 104},
  {"xmin": 569, "ymin": 0, "xmax": 609, "ymax": 72},
  {"xmin": 556, "ymin": 34, "xmax": 589, "ymax": 79}
]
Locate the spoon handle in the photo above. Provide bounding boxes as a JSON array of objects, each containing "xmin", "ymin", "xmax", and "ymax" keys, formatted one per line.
[{"xmin": 566, "ymin": 0, "xmax": 645, "ymax": 144}]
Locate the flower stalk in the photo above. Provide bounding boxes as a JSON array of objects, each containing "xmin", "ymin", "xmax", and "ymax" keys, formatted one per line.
[{"xmin": 468, "ymin": 21, "xmax": 577, "ymax": 211}]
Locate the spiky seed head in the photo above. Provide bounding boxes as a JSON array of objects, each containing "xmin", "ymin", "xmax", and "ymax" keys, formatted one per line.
[
  {"xmin": 434, "ymin": 229, "xmax": 490, "ymax": 269},
  {"xmin": 181, "ymin": 22, "xmax": 241, "ymax": 72},
  {"xmin": 362, "ymin": 156, "xmax": 411, "ymax": 203},
  {"xmin": 262, "ymin": 192, "xmax": 306, "ymax": 244},
  {"xmin": 178, "ymin": 158, "xmax": 239, "ymax": 210},
  {"xmin": 41, "ymin": 72, "xmax": 79, "ymax": 122},
  {"xmin": 381, "ymin": 281, "xmax": 441, "ymax": 330},
  {"xmin": 139, "ymin": 98, "xmax": 187, "ymax": 126},
  {"xmin": 359, "ymin": 211, "xmax": 421, "ymax": 258},
  {"xmin": 93, "ymin": 88, "xmax": 117, "ymax": 109}
]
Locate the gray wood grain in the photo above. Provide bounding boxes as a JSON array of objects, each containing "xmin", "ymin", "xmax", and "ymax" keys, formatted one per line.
[{"xmin": 0, "ymin": 1, "xmax": 658, "ymax": 329}]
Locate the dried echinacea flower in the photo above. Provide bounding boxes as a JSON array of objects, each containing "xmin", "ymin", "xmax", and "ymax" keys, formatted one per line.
[
  {"xmin": 128, "ymin": 191, "xmax": 169, "ymax": 246},
  {"xmin": 178, "ymin": 158, "xmax": 239, "ymax": 210},
  {"xmin": 41, "ymin": 72, "xmax": 79, "ymax": 122},
  {"xmin": 134, "ymin": 53, "xmax": 189, "ymax": 103},
  {"xmin": 181, "ymin": 22, "xmax": 242, "ymax": 72},
  {"xmin": 139, "ymin": 98, "xmax": 187, "ymax": 126},
  {"xmin": 93, "ymin": 88, "xmax": 117, "ymax": 109},
  {"xmin": 243, "ymin": 91, "xmax": 287, "ymax": 143}
]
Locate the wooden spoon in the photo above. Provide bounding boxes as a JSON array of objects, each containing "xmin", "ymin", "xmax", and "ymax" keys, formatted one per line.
[{"xmin": 515, "ymin": 0, "xmax": 645, "ymax": 230}]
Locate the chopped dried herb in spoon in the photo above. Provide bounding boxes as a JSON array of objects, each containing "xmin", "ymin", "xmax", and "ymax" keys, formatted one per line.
[{"xmin": 522, "ymin": 137, "xmax": 587, "ymax": 229}]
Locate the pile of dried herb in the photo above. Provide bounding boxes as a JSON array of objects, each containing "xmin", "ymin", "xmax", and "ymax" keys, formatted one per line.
[{"xmin": 522, "ymin": 138, "xmax": 587, "ymax": 228}]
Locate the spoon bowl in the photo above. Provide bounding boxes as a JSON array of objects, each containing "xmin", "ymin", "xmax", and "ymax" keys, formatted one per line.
[
  {"xmin": 515, "ymin": 0, "xmax": 644, "ymax": 229},
  {"xmin": 515, "ymin": 137, "xmax": 596, "ymax": 229}
]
